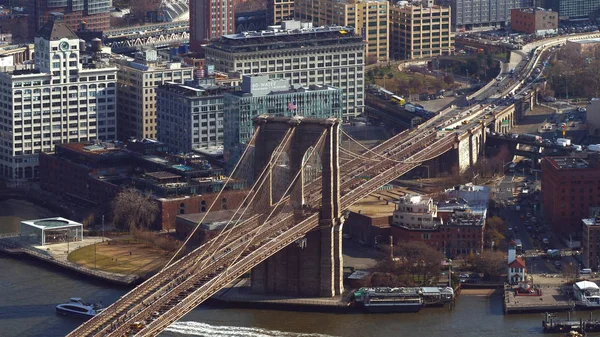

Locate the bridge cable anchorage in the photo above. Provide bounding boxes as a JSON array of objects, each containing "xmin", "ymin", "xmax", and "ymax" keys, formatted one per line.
[{"xmin": 132, "ymin": 131, "xmax": 328, "ymax": 337}]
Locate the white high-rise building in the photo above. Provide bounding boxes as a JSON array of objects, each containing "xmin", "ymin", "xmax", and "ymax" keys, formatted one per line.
[{"xmin": 0, "ymin": 17, "xmax": 117, "ymax": 182}]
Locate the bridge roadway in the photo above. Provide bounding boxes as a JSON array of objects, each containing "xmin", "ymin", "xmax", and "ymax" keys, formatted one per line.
[{"xmin": 68, "ymin": 32, "xmax": 600, "ymax": 337}]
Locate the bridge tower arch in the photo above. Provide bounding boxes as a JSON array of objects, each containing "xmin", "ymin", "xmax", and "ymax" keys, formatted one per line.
[{"xmin": 251, "ymin": 115, "xmax": 344, "ymax": 297}]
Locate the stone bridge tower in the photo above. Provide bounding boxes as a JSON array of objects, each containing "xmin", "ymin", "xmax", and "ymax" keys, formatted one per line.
[{"xmin": 250, "ymin": 115, "xmax": 344, "ymax": 297}]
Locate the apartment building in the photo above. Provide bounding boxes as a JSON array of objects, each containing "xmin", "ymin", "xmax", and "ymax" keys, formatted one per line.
[
  {"xmin": 0, "ymin": 18, "xmax": 117, "ymax": 182},
  {"xmin": 29, "ymin": 0, "xmax": 111, "ymax": 38},
  {"xmin": 156, "ymin": 78, "xmax": 236, "ymax": 153},
  {"xmin": 535, "ymin": 0, "xmax": 600, "ymax": 20},
  {"xmin": 268, "ymin": 0, "xmax": 295, "ymax": 25},
  {"xmin": 189, "ymin": 0, "xmax": 236, "ymax": 51},
  {"xmin": 541, "ymin": 156, "xmax": 600, "ymax": 237},
  {"xmin": 390, "ymin": 1, "xmax": 454, "ymax": 59},
  {"xmin": 583, "ymin": 216, "xmax": 600, "ymax": 270},
  {"xmin": 113, "ymin": 50, "xmax": 194, "ymax": 140},
  {"xmin": 511, "ymin": 8, "xmax": 558, "ymax": 35},
  {"xmin": 223, "ymin": 75, "xmax": 342, "ymax": 165},
  {"xmin": 294, "ymin": 0, "xmax": 389, "ymax": 62},
  {"xmin": 204, "ymin": 20, "xmax": 366, "ymax": 119},
  {"xmin": 451, "ymin": 0, "xmax": 532, "ymax": 30}
]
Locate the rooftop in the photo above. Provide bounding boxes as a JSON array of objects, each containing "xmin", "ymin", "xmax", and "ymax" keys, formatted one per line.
[
  {"xmin": 21, "ymin": 217, "xmax": 82, "ymax": 230},
  {"xmin": 513, "ymin": 7, "xmax": 557, "ymax": 14},
  {"xmin": 176, "ymin": 210, "xmax": 243, "ymax": 226},
  {"xmin": 348, "ymin": 188, "xmax": 408, "ymax": 218},
  {"xmin": 583, "ymin": 217, "xmax": 600, "ymax": 227},
  {"xmin": 547, "ymin": 157, "xmax": 591, "ymax": 170},
  {"xmin": 508, "ymin": 257, "xmax": 526, "ymax": 269},
  {"xmin": 569, "ymin": 38, "xmax": 600, "ymax": 45},
  {"xmin": 37, "ymin": 19, "xmax": 78, "ymax": 41},
  {"xmin": 206, "ymin": 24, "xmax": 363, "ymax": 54}
]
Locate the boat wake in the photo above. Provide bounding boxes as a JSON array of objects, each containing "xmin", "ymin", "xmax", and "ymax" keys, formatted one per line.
[{"xmin": 165, "ymin": 321, "xmax": 338, "ymax": 337}]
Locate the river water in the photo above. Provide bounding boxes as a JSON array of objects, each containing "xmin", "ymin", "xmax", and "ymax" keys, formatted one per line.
[{"xmin": 0, "ymin": 199, "xmax": 594, "ymax": 337}]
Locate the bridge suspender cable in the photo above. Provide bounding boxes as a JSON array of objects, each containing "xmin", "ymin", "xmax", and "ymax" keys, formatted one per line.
[
  {"xmin": 199, "ymin": 131, "xmax": 328, "ymax": 290},
  {"xmin": 193, "ymin": 129, "xmax": 298, "ymax": 271},
  {"xmin": 162, "ymin": 127, "xmax": 262, "ymax": 270}
]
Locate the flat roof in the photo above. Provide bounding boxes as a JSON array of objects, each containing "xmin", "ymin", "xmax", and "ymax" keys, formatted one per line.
[
  {"xmin": 583, "ymin": 217, "xmax": 600, "ymax": 226},
  {"xmin": 21, "ymin": 217, "xmax": 82, "ymax": 230},
  {"xmin": 177, "ymin": 210, "xmax": 244, "ymax": 225},
  {"xmin": 348, "ymin": 188, "xmax": 408, "ymax": 218},
  {"xmin": 146, "ymin": 171, "xmax": 182, "ymax": 180},
  {"xmin": 547, "ymin": 157, "xmax": 590, "ymax": 170}
]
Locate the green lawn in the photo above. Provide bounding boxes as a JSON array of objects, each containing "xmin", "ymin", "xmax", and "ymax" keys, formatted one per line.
[{"xmin": 68, "ymin": 240, "xmax": 170, "ymax": 276}]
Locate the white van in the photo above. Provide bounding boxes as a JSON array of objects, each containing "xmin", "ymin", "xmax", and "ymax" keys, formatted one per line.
[{"xmin": 581, "ymin": 268, "xmax": 592, "ymax": 275}]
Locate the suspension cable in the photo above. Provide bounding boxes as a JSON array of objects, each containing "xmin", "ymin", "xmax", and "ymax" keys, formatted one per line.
[
  {"xmin": 163, "ymin": 127, "xmax": 263, "ymax": 270},
  {"xmin": 195, "ymin": 129, "xmax": 297, "ymax": 270}
]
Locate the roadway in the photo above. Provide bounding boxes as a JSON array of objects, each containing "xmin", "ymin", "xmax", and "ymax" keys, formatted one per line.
[{"xmin": 67, "ymin": 30, "xmax": 600, "ymax": 337}]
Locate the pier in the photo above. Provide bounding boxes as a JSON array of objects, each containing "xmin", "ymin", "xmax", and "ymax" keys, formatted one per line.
[
  {"xmin": 503, "ymin": 284, "xmax": 574, "ymax": 314},
  {"xmin": 543, "ymin": 312, "xmax": 600, "ymax": 333}
]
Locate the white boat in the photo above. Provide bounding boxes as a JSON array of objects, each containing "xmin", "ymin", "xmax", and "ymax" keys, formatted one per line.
[{"xmin": 56, "ymin": 297, "xmax": 103, "ymax": 319}]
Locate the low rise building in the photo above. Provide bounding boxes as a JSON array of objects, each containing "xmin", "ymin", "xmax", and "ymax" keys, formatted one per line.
[
  {"xmin": 510, "ymin": 8, "xmax": 558, "ymax": 35},
  {"xmin": 391, "ymin": 194, "xmax": 440, "ymax": 228},
  {"xmin": 541, "ymin": 156, "xmax": 600, "ymax": 237},
  {"xmin": 583, "ymin": 216, "xmax": 600, "ymax": 270},
  {"xmin": 565, "ymin": 39, "xmax": 600, "ymax": 56},
  {"xmin": 113, "ymin": 50, "xmax": 194, "ymax": 140},
  {"xmin": 390, "ymin": 1, "xmax": 454, "ymax": 60},
  {"xmin": 589, "ymin": 98, "xmax": 600, "ymax": 137},
  {"xmin": 156, "ymin": 78, "xmax": 237, "ymax": 154},
  {"xmin": 391, "ymin": 208, "xmax": 485, "ymax": 257},
  {"xmin": 223, "ymin": 75, "xmax": 342, "ymax": 167},
  {"xmin": 39, "ymin": 139, "xmax": 246, "ymax": 230}
]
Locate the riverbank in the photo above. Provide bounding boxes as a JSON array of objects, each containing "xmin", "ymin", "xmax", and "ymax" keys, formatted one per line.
[{"xmin": 0, "ymin": 236, "xmax": 139, "ymax": 286}]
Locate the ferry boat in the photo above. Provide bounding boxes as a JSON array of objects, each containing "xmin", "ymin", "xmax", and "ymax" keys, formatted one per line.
[
  {"xmin": 354, "ymin": 287, "xmax": 424, "ymax": 313},
  {"xmin": 56, "ymin": 298, "xmax": 103, "ymax": 319}
]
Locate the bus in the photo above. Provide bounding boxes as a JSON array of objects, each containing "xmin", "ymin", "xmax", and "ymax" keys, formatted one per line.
[
  {"xmin": 391, "ymin": 95, "xmax": 405, "ymax": 106},
  {"xmin": 514, "ymin": 239, "xmax": 523, "ymax": 254}
]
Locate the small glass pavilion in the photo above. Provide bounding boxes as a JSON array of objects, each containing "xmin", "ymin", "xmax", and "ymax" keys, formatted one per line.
[{"xmin": 20, "ymin": 217, "xmax": 83, "ymax": 246}]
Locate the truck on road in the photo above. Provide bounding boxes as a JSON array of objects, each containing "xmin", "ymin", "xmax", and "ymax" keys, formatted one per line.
[
  {"xmin": 556, "ymin": 138, "xmax": 571, "ymax": 147},
  {"xmin": 588, "ymin": 144, "xmax": 600, "ymax": 152}
]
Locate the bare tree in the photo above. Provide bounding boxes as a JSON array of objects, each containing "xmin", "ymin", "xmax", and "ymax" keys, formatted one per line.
[
  {"xmin": 473, "ymin": 250, "xmax": 506, "ymax": 279},
  {"xmin": 111, "ymin": 188, "xmax": 159, "ymax": 231}
]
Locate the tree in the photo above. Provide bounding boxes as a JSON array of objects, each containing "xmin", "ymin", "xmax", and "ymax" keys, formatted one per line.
[
  {"xmin": 409, "ymin": 77, "xmax": 424, "ymax": 93},
  {"xmin": 443, "ymin": 74, "xmax": 455, "ymax": 85},
  {"xmin": 111, "ymin": 188, "xmax": 159, "ymax": 231},
  {"xmin": 474, "ymin": 250, "xmax": 506, "ymax": 279}
]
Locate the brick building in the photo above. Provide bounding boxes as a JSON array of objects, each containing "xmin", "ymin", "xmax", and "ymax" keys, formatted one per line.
[
  {"xmin": 582, "ymin": 216, "xmax": 600, "ymax": 271},
  {"xmin": 345, "ymin": 189, "xmax": 401, "ymax": 246},
  {"xmin": 391, "ymin": 208, "xmax": 485, "ymax": 257},
  {"xmin": 39, "ymin": 139, "xmax": 246, "ymax": 230},
  {"xmin": 511, "ymin": 8, "xmax": 558, "ymax": 35},
  {"xmin": 541, "ymin": 156, "xmax": 600, "ymax": 237},
  {"xmin": 29, "ymin": 0, "xmax": 110, "ymax": 39}
]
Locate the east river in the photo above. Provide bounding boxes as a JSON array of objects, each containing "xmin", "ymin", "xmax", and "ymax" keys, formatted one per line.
[{"xmin": 0, "ymin": 198, "xmax": 595, "ymax": 337}]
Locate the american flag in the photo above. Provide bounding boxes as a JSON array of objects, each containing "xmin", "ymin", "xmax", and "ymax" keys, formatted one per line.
[{"xmin": 287, "ymin": 101, "xmax": 297, "ymax": 111}]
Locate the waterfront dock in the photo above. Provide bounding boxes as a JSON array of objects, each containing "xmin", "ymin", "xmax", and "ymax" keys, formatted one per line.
[
  {"xmin": 543, "ymin": 312, "xmax": 600, "ymax": 333},
  {"xmin": 503, "ymin": 284, "xmax": 574, "ymax": 314},
  {"xmin": 212, "ymin": 279, "xmax": 352, "ymax": 312}
]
